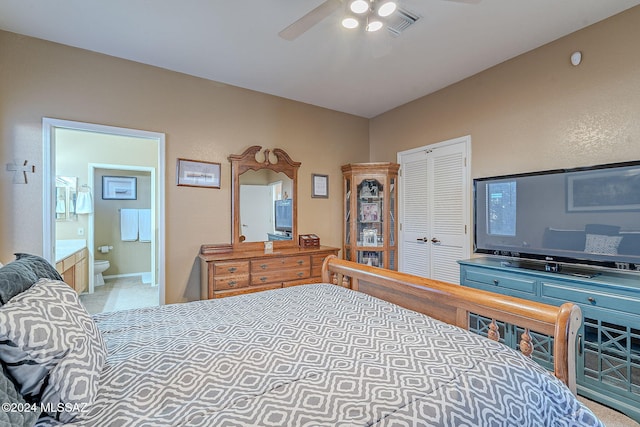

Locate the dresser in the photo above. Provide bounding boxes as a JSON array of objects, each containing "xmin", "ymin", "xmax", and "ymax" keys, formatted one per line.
[
  {"xmin": 200, "ymin": 246, "xmax": 340, "ymax": 299},
  {"xmin": 459, "ymin": 257, "xmax": 640, "ymax": 423}
]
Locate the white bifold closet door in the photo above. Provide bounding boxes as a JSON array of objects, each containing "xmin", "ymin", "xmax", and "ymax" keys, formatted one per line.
[{"xmin": 398, "ymin": 136, "xmax": 470, "ymax": 284}]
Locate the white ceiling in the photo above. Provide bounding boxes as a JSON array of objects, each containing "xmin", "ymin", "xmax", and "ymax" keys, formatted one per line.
[{"xmin": 1, "ymin": 0, "xmax": 639, "ymax": 118}]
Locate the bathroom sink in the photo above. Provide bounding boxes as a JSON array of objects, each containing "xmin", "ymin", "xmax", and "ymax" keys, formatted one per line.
[{"xmin": 55, "ymin": 239, "xmax": 87, "ymax": 262}]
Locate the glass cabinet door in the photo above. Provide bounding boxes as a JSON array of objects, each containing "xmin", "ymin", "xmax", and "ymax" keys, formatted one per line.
[
  {"xmin": 344, "ymin": 178, "xmax": 352, "ymax": 246},
  {"xmin": 342, "ymin": 163, "xmax": 399, "ymax": 270}
]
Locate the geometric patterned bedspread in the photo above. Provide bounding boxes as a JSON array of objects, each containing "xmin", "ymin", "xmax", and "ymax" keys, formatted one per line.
[{"xmin": 37, "ymin": 284, "xmax": 603, "ymax": 426}]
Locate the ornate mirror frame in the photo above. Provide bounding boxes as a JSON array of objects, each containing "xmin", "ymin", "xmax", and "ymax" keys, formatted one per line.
[{"xmin": 230, "ymin": 146, "xmax": 300, "ymax": 250}]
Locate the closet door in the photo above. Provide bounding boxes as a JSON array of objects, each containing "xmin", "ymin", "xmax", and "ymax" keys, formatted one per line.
[
  {"xmin": 398, "ymin": 150, "xmax": 430, "ymax": 277},
  {"xmin": 398, "ymin": 136, "xmax": 470, "ymax": 284}
]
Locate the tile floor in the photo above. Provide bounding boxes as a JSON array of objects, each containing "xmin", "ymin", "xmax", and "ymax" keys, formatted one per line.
[{"xmin": 79, "ymin": 276, "xmax": 159, "ymax": 315}]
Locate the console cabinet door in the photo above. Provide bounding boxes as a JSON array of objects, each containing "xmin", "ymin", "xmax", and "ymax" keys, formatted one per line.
[{"xmin": 460, "ymin": 259, "xmax": 640, "ymax": 423}]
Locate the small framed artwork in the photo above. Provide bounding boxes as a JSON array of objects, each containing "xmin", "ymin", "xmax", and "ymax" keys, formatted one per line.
[
  {"xmin": 176, "ymin": 158, "xmax": 221, "ymax": 189},
  {"xmin": 312, "ymin": 174, "xmax": 329, "ymax": 198},
  {"xmin": 102, "ymin": 176, "xmax": 137, "ymax": 200},
  {"xmin": 362, "ymin": 229, "xmax": 378, "ymax": 247},
  {"xmin": 360, "ymin": 202, "xmax": 380, "ymax": 222},
  {"xmin": 360, "ymin": 180, "xmax": 379, "ymax": 198}
]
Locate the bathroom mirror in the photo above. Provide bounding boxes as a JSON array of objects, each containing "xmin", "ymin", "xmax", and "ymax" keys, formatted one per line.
[
  {"xmin": 230, "ymin": 146, "xmax": 300, "ymax": 249},
  {"xmin": 55, "ymin": 176, "xmax": 78, "ymax": 221}
]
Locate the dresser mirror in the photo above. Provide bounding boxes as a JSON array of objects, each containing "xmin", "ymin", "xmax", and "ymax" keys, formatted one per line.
[{"xmin": 230, "ymin": 146, "xmax": 300, "ymax": 249}]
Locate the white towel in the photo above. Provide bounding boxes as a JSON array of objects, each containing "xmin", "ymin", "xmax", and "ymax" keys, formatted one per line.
[
  {"xmin": 120, "ymin": 209, "xmax": 139, "ymax": 241},
  {"xmin": 56, "ymin": 199, "xmax": 66, "ymax": 214},
  {"xmin": 75, "ymin": 192, "xmax": 93, "ymax": 214},
  {"xmin": 138, "ymin": 209, "xmax": 151, "ymax": 242}
]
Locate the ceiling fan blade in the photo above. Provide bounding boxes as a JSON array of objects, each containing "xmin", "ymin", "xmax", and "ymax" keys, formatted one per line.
[{"xmin": 279, "ymin": 0, "xmax": 343, "ymax": 41}]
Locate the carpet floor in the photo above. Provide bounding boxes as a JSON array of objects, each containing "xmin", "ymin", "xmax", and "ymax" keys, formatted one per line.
[{"xmin": 579, "ymin": 396, "xmax": 639, "ymax": 427}]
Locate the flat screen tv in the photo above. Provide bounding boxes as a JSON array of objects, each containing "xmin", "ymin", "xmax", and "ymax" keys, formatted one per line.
[
  {"xmin": 274, "ymin": 199, "xmax": 292, "ymax": 233},
  {"xmin": 474, "ymin": 160, "xmax": 640, "ymax": 272}
]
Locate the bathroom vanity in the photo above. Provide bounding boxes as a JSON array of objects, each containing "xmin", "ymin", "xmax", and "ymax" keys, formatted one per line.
[{"xmin": 55, "ymin": 240, "xmax": 88, "ymax": 294}]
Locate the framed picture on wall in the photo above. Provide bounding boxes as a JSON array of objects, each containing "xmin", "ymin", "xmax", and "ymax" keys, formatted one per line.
[
  {"xmin": 102, "ymin": 176, "xmax": 137, "ymax": 200},
  {"xmin": 312, "ymin": 174, "xmax": 329, "ymax": 198},
  {"xmin": 176, "ymin": 158, "xmax": 221, "ymax": 188}
]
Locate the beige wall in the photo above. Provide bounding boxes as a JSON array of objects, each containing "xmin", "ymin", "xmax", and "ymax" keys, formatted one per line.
[
  {"xmin": 94, "ymin": 169, "xmax": 152, "ymax": 276},
  {"xmin": 55, "ymin": 129, "xmax": 158, "ymax": 277},
  {"xmin": 55, "ymin": 128, "xmax": 158, "ymax": 244},
  {"xmin": 370, "ymin": 6, "xmax": 640, "ymax": 177},
  {"xmin": 2, "ymin": 6, "xmax": 640, "ymax": 303},
  {"xmin": 0, "ymin": 30, "xmax": 369, "ymax": 303}
]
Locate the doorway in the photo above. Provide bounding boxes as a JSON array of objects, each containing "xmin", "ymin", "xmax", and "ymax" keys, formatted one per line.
[
  {"xmin": 397, "ymin": 135, "xmax": 471, "ymax": 284},
  {"xmin": 42, "ymin": 118, "xmax": 166, "ymax": 307},
  {"xmin": 240, "ymin": 184, "xmax": 273, "ymax": 242}
]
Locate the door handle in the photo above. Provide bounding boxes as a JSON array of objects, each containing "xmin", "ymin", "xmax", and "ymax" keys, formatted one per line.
[
  {"xmin": 416, "ymin": 237, "xmax": 428, "ymax": 242},
  {"xmin": 431, "ymin": 238, "xmax": 441, "ymax": 244}
]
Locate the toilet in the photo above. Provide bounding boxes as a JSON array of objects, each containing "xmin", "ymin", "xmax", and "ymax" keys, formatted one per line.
[{"xmin": 94, "ymin": 260, "xmax": 110, "ymax": 286}]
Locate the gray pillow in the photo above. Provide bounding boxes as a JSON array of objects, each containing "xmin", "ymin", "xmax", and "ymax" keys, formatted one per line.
[
  {"xmin": 0, "ymin": 363, "xmax": 40, "ymax": 427},
  {"xmin": 0, "ymin": 279, "xmax": 107, "ymax": 423},
  {"xmin": 0, "ymin": 253, "xmax": 63, "ymax": 307},
  {"xmin": 14, "ymin": 253, "xmax": 63, "ymax": 282}
]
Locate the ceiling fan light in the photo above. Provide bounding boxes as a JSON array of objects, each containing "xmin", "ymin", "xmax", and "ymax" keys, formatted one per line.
[
  {"xmin": 366, "ymin": 20, "xmax": 383, "ymax": 32},
  {"xmin": 342, "ymin": 17, "xmax": 359, "ymax": 29},
  {"xmin": 350, "ymin": 0, "xmax": 369, "ymax": 14},
  {"xmin": 377, "ymin": 1, "xmax": 397, "ymax": 17}
]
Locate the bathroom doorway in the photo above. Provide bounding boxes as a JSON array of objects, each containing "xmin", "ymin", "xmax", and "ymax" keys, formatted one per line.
[{"xmin": 42, "ymin": 118, "xmax": 166, "ymax": 310}]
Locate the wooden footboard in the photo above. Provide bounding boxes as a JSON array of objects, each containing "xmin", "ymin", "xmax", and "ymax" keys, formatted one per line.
[{"xmin": 321, "ymin": 255, "xmax": 581, "ymax": 393}]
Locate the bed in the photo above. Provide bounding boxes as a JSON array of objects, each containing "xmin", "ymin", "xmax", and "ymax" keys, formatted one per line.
[{"xmin": 0, "ymin": 254, "xmax": 603, "ymax": 426}]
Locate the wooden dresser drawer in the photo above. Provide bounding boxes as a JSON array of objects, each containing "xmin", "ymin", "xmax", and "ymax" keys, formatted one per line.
[
  {"xmin": 214, "ymin": 274, "xmax": 250, "ymax": 291},
  {"xmin": 214, "ymin": 261, "xmax": 250, "ymax": 276},
  {"xmin": 311, "ymin": 253, "xmax": 330, "ymax": 277},
  {"xmin": 251, "ymin": 255, "xmax": 309, "ymax": 273},
  {"xmin": 251, "ymin": 267, "xmax": 310, "ymax": 285},
  {"xmin": 462, "ymin": 267, "xmax": 536, "ymax": 295}
]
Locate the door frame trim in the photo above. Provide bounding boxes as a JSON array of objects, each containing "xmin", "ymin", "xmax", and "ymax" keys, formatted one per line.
[{"xmin": 42, "ymin": 118, "xmax": 166, "ymax": 304}]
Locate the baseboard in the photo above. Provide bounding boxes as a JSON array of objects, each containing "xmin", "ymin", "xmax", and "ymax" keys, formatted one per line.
[{"xmin": 103, "ymin": 272, "xmax": 153, "ymax": 285}]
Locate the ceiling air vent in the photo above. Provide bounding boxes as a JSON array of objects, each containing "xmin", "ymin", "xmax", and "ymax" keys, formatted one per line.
[{"xmin": 386, "ymin": 8, "xmax": 420, "ymax": 37}]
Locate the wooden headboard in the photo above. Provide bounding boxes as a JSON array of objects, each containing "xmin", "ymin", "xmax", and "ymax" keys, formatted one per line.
[{"xmin": 321, "ymin": 255, "xmax": 581, "ymax": 393}]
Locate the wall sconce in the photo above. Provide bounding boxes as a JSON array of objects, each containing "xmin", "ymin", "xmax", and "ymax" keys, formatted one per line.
[{"xmin": 6, "ymin": 160, "xmax": 35, "ymax": 184}]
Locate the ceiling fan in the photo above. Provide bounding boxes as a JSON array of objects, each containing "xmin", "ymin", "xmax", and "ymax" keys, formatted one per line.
[{"xmin": 278, "ymin": 0, "xmax": 481, "ymax": 41}]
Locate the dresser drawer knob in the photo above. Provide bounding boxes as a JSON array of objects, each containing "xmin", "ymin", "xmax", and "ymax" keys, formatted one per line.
[
  {"xmin": 227, "ymin": 267, "xmax": 237, "ymax": 273},
  {"xmin": 260, "ymin": 264, "xmax": 267, "ymax": 270},
  {"xmin": 260, "ymin": 276, "xmax": 267, "ymax": 282},
  {"xmin": 297, "ymin": 260, "xmax": 304, "ymax": 265},
  {"xmin": 493, "ymin": 279, "xmax": 499, "ymax": 285},
  {"xmin": 297, "ymin": 272, "xmax": 304, "ymax": 277},
  {"xmin": 587, "ymin": 297, "xmax": 596, "ymax": 304},
  {"xmin": 228, "ymin": 281, "xmax": 237, "ymax": 287}
]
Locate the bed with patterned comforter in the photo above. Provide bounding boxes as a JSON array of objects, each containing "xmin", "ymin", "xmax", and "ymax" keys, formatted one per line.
[{"xmin": 22, "ymin": 283, "xmax": 599, "ymax": 427}]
